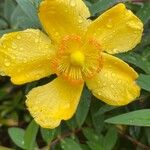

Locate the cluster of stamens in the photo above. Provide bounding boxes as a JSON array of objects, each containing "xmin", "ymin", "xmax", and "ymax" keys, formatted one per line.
[{"xmin": 51, "ymin": 35, "xmax": 103, "ymax": 84}]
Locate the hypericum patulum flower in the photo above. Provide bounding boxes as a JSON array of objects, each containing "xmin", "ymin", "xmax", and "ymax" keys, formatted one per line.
[{"xmin": 0, "ymin": 0, "xmax": 143, "ymax": 128}]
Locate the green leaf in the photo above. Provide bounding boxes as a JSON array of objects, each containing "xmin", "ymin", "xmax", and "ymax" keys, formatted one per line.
[
  {"xmin": 10, "ymin": 6, "xmax": 36, "ymax": 29},
  {"xmin": 103, "ymin": 127, "xmax": 118, "ymax": 150},
  {"xmin": 90, "ymin": 0, "xmax": 121, "ymax": 16},
  {"xmin": 95, "ymin": 105, "xmax": 117, "ymax": 117},
  {"xmin": 8, "ymin": 127, "xmax": 25, "ymax": 149},
  {"xmin": 83, "ymin": 128, "xmax": 104, "ymax": 150},
  {"xmin": 75, "ymin": 87, "xmax": 91, "ymax": 127},
  {"xmin": 0, "ymin": 19, "xmax": 8, "ymax": 29},
  {"xmin": 40, "ymin": 128, "xmax": 56, "ymax": 143},
  {"xmin": 117, "ymin": 52, "xmax": 150, "ymax": 74},
  {"xmin": 137, "ymin": 74, "xmax": 150, "ymax": 92},
  {"xmin": 15, "ymin": 0, "xmax": 40, "ymax": 27},
  {"xmin": 61, "ymin": 138, "xmax": 82, "ymax": 150},
  {"xmin": 80, "ymin": 144, "xmax": 91, "ymax": 150},
  {"xmin": 0, "ymin": 146, "xmax": 14, "ymax": 150},
  {"xmin": 136, "ymin": 2, "xmax": 150, "ymax": 24},
  {"xmin": 105, "ymin": 109, "xmax": 150, "ymax": 126},
  {"xmin": 24, "ymin": 120, "xmax": 39, "ymax": 150},
  {"xmin": 4, "ymin": 0, "xmax": 16, "ymax": 21},
  {"xmin": 66, "ymin": 116, "xmax": 78, "ymax": 129}
]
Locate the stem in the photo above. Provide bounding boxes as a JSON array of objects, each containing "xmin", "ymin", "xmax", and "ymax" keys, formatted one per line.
[{"xmin": 118, "ymin": 129, "xmax": 150, "ymax": 150}]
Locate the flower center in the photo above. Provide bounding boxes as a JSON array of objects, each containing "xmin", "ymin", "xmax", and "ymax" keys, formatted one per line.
[
  {"xmin": 51, "ymin": 35, "xmax": 103, "ymax": 84},
  {"xmin": 70, "ymin": 51, "xmax": 85, "ymax": 66}
]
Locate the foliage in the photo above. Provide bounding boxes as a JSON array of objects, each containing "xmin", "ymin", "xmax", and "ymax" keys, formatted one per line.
[{"xmin": 0, "ymin": 0, "xmax": 150, "ymax": 150}]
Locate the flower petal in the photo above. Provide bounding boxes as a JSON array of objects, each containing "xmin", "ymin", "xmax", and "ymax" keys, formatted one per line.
[
  {"xmin": 0, "ymin": 29, "xmax": 55, "ymax": 84},
  {"xmin": 26, "ymin": 77, "xmax": 83, "ymax": 128},
  {"xmin": 39, "ymin": 0, "xmax": 91, "ymax": 43},
  {"xmin": 86, "ymin": 53, "xmax": 140, "ymax": 106},
  {"xmin": 86, "ymin": 3, "xmax": 143, "ymax": 54}
]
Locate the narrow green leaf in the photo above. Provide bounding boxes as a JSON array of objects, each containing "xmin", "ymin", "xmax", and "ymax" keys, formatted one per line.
[
  {"xmin": 103, "ymin": 127, "xmax": 118, "ymax": 150},
  {"xmin": 105, "ymin": 109, "xmax": 150, "ymax": 126},
  {"xmin": 90, "ymin": 0, "xmax": 122, "ymax": 16},
  {"xmin": 61, "ymin": 138, "xmax": 82, "ymax": 150},
  {"xmin": 0, "ymin": 19, "xmax": 8, "ymax": 29},
  {"xmin": 75, "ymin": 87, "xmax": 91, "ymax": 127},
  {"xmin": 136, "ymin": 2, "xmax": 150, "ymax": 24},
  {"xmin": 15, "ymin": 0, "xmax": 40, "ymax": 27},
  {"xmin": 0, "ymin": 146, "xmax": 14, "ymax": 150},
  {"xmin": 8, "ymin": 127, "xmax": 25, "ymax": 149},
  {"xmin": 24, "ymin": 120, "xmax": 39, "ymax": 150},
  {"xmin": 137, "ymin": 74, "xmax": 150, "ymax": 92},
  {"xmin": 4, "ymin": 0, "xmax": 16, "ymax": 21},
  {"xmin": 83, "ymin": 128, "xmax": 104, "ymax": 150},
  {"xmin": 117, "ymin": 52, "xmax": 150, "ymax": 74},
  {"xmin": 40, "ymin": 128, "xmax": 56, "ymax": 143},
  {"xmin": 95, "ymin": 105, "xmax": 117, "ymax": 117}
]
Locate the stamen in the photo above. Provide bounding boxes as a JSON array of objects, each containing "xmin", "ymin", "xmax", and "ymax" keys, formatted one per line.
[{"xmin": 50, "ymin": 35, "xmax": 103, "ymax": 84}]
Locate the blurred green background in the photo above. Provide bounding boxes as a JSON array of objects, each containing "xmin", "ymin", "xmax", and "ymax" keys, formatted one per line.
[{"xmin": 0, "ymin": 0, "xmax": 150, "ymax": 150}]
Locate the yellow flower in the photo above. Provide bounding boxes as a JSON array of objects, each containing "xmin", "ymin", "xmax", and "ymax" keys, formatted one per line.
[{"xmin": 0, "ymin": 0, "xmax": 143, "ymax": 128}]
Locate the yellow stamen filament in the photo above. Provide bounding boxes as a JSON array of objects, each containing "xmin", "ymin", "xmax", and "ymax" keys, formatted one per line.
[{"xmin": 51, "ymin": 35, "xmax": 103, "ymax": 84}]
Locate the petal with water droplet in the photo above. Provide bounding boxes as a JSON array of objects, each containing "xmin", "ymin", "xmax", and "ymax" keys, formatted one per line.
[
  {"xmin": 86, "ymin": 3, "xmax": 143, "ymax": 54},
  {"xmin": 39, "ymin": 0, "xmax": 91, "ymax": 43},
  {"xmin": 26, "ymin": 77, "xmax": 83, "ymax": 128},
  {"xmin": 0, "ymin": 29, "xmax": 55, "ymax": 84},
  {"xmin": 86, "ymin": 53, "xmax": 140, "ymax": 106}
]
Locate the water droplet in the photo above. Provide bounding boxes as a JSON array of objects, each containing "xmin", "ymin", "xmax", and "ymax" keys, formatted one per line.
[
  {"xmin": 98, "ymin": 92, "xmax": 101, "ymax": 96},
  {"xmin": 102, "ymin": 83, "xmax": 106, "ymax": 86},
  {"xmin": 118, "ymin": 79, "xmax": 122, "ymax": 84},
  {"xmin": 35, "ymin": 39, "xmax": 39, "ymax": 43},
  {"xmin": 126, "ymin": 21, "xmax": 141, "ymax": 30},
  {"xmin": 106, "ymin": 19, "xmax": 113, "ymax": 28},
  {"xmin": 129, "ymin": 120, "xmax": 134, "ymax": 123},
  {"xmin": 0, "ymin": 70, "xmax": 6, "ymax": 76},
  {"xmin": 45, "ymin": 45, "xmax": 49, "ymax": 49},
  {"xmin": 23, "ymin": 58, "xmax": 27, "ymax": 63},
  {"xmin": 54, "ymin": 32, "xmax": 59, "ymax": 37},
  {"xmin": 12, "ymin": 43, "xmax": 17, "ymax": 49},
  {"xmin": 113, "ymin": 48, "xmax": 118, "ymax": 53},
  {"xmin": 106, "ymin": 24, "xmax": 112, "ymax": 28},
  {"xmin": 78, "ymin": 18, "xmax": 83, "ymax": 23},
  {"xmin": 17, "ymin": 35, "xmax": 21, "ymax": 40},
  {"xmin": 65, "ymin": 9, "xmax": 68, "ymax": 13},
  {"xmin": 111, "ymin": 84, "xmax": 114, "ymax": 88},
  {"xmin": 3, "ymin": 44, "xmax": 6, "ymax": 48},
  {"xmin": 70, "ymin": 0, "xmax": 76, "ymax": 7},
  {"xmin": 112, "ymin": 73, "xmax": 115, "ymax": 77},
  {"xmin": 20, "ymin": 47, "xmax": 24, "ymax": 50},
  {"xmin": 4, "ymin": 60, "xmax": 10, "ymax": 67}
]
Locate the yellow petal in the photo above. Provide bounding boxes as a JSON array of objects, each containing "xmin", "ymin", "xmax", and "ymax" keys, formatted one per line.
[
  {"xmin": 86, "ymin": 3, "xmax": 143, "ymax": 54},
  {"xmin": 0, "ymin": 29, "xmax": 55, "ymax": 85},
  {"xmin": 26, "ymin": 77, "xmax": 83, "ymax": 128},
  {"xmin": 39, "ymin": 0, "xmax": 91, "ymax": 43},
  {"xmin": 86, "ymin": 53, "xmax": 140, "ymax": 106}
]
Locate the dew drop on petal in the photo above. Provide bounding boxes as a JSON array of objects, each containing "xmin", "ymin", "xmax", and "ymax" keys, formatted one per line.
[
  {"xmin": 111, "ymin": 84, "xmax": 114, "ymax": 88},
  {"xmin": 126, "ymin": 21, "xmax": 141, "ymax": 30},
  {"xmin": 0, "ymin": 70, "xmax": 6, "ymax": 76},
  {"xmin": 20, "ymin": 47, "xmax": 24, "ymax": 51},
  {"xmin": 70, "ymin": 0, "xmax": 76, "ymax": 7},
  {"xmin": 78, "ymin": 17, "xmax": 83, "ymax": 23},
  {"xmin": 4, "ymin": 59, "xmax": 10, "ymax": 67},
  {"xmin": 106, "ymin": 24, "xmax": 112, "ymax": 28},
  {"xmin": 12, "ymin": 43, "xmax": 17, "ymax": 49},
  {"xmin": 17, "ymin": 35, "xmax": 21, "ymax": 40},
  {"xmin": 35, "ymin": 39, "xmax": 39, "ymax": 43}
]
